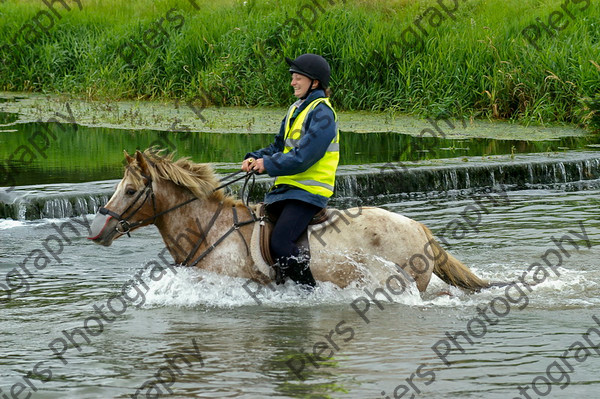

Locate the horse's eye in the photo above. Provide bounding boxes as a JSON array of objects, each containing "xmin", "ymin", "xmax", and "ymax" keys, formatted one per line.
[{"xmin": 125, "ymin": 188, "xmax": 136, "ymax": 196}]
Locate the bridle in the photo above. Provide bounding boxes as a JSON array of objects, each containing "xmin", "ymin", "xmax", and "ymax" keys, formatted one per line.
[
  {"xmin": 98, "ymin": 168, "xmax": 259, "ymax": 266},
  {"xmin": 98, "ymin": 170, "xmax": 160, "ymax": 236}
]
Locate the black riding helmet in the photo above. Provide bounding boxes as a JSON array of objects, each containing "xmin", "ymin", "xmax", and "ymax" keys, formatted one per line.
[{"xmin": 285, "ymin": 54, "xmax": 331, "ymax": 89}]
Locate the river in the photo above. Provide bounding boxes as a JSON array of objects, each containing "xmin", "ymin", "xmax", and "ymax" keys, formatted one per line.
[
  {"xmin": 1, "ymin": 104, "xmax": 599, "ymax": 398},
  {"xmin": 1, "ymin": 186, "xmax": 598, "ymax": 399}
]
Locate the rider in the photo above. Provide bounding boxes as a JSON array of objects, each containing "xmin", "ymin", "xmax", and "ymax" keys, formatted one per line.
[{"xmin": 241, "ymin": 53, "xmax": 339, "ymax": 287}]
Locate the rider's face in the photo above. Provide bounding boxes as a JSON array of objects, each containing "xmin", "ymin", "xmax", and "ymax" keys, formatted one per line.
[{"xmin": 291, "ymin": 73, "xmax": 318, "ymax": 98}]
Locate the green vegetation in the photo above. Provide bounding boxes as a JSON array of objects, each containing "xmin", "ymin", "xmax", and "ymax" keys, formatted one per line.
[
  {"xmin": 0, "ymin": 0, "xmax": 598, "ymax": 127},
  {"xmin": 583, "ymin": 93, "xmax": 600, "ymax": 133}
]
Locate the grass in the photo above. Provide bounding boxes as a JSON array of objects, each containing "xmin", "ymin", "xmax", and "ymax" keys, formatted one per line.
[{"xmin": 0, "ymin": 0, "xmax": 598, "ymax": 127}]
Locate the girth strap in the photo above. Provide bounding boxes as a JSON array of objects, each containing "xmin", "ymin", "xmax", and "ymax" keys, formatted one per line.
[
  {"xmin": 182, "ymin": 201, "xmax": 225, "ymax": 266},
  {"xmin": 232, "ymin": 205, "xmax": 252, "ymax": 256}
]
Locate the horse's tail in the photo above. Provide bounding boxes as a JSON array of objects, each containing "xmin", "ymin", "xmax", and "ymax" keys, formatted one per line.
[{"xmin": 421, "ymin": 224, "xmax": 490, "ymax": 291}]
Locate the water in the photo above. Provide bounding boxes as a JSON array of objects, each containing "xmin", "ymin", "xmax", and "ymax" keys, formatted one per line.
[
  {"xmin": 1, "ymin": 188, "xmax": 599, "ymax": 398},
  {"xmin": 2, "ymin": 111, "xmax": 599, "ymax": 397},
  {"xmin": 1, "ymin": 121, "xmax": 600, "ymax": 187}
]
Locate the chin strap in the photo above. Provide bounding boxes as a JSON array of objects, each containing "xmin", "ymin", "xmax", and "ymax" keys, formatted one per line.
[{"xmin": 300, "ymin": 79, "xmax": 316, "ymax": 100}]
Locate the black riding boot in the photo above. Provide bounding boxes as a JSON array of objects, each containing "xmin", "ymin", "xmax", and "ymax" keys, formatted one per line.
[
  {"xmin": 287, "ymin": 258, "xmax": 316, "ymax": 288},
  {"xmin": 277, "ymin": 251, "xmax": 316, "ymax": 288},
  {"xmin": 272, "ymin": 261, "xmax": 285, "ymax": 285}
]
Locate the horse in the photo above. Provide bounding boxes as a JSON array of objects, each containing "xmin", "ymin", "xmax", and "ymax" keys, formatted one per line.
[{"xmin": 88, "ymin": 149, "xmax": 490, "ymax": 294}]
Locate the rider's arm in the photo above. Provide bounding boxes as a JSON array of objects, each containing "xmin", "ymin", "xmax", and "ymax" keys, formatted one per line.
[{"xmin": 262, "ymin": 104, "xmax": 336, "ymax": 177}]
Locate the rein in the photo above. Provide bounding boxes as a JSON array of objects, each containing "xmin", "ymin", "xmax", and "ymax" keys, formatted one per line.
[
  {"xmin": 182, "ymin": 170, "xmax": 258, "ymax": 267},
  {"xmin": 183, "ymin": 200, "xmax": 257, "ymax": 267},
  {"xmin": 99, "ymin": 169, "xmax": 257, "ymax": 239}
]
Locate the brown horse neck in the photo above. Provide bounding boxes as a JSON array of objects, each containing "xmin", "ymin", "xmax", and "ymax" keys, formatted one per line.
[{"xmin": 152, "ymin": 181, "xmax": 254, "ymax": 265}]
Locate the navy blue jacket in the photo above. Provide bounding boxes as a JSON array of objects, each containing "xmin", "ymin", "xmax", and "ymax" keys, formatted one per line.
[{"xmin": 245, "ymin": 90, "xmax": 337, "ymax": 208}]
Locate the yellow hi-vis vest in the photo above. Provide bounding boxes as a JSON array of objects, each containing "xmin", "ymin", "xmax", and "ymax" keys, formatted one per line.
[{"xmin": 274, "ymin": 97, "xmax": 339, "ymax": 197}]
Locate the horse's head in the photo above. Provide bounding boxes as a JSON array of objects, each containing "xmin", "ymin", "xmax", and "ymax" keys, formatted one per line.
[
  {"xmin": 88, "ymin": 149, "xmax": 225, "ymax": 246},
  {"xmin": 88, "ymin": 150, "xmax": 159, "ymax": 246}
]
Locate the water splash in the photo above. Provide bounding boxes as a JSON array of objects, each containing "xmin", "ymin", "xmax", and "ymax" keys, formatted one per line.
[{"xmin": 132, "ymin": 262, "xmax": 423, "ymax": 310}]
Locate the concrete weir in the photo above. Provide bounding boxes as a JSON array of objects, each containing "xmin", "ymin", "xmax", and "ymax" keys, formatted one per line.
[
  {"xmin": 332, "ymin": 151, "xmax": 600, "ymax": 203},
  {"xmin": 1, "ymin": 152, "xmax": 600, "ymax": 220}
]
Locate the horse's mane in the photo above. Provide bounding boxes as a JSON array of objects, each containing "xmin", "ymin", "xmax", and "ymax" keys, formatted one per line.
[{"xmin": 128, "ymin": 149, "xmax": 235, "ymax": 204}]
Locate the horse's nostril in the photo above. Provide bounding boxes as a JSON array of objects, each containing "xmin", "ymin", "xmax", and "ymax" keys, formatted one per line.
[{"xmin": 88, "ymin": 213, "xmax": 113, "ymax": 240}]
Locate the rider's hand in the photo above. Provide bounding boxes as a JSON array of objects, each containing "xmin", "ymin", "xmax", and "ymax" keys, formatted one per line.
[
  {"xmin": 241, "ymin": 158, "xmax": 266, "ymax": 174},
  {"xmin": 250, "ymin": 158, "xmax": 266, "ymax": 174},
  {"xmin": 241, "ymin": 158, "xmax": 254, "ymax": 172}
]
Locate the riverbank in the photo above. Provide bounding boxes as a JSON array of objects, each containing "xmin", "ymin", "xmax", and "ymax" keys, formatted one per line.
[
  {"xmin": 0, "ymin": 92, "xmax": 590, "ymax": 140},
  {"xmin": 1, "ymin": 0, "xmax": 598, "ymax": 127}
]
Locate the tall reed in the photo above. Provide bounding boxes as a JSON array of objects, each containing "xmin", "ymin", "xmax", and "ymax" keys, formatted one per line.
[{"xmin": 0, "ymin": 0, "xmax": 598, "ymax": 126}]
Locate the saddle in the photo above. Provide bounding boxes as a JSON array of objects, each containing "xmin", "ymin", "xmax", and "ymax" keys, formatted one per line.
[
  {"xmin": 257, "ymin": 203, "xmax": 329, "ymax": 267},
  {"xmin": 249, "ymin": 204, "xmax": 348, "ymax": 283}
]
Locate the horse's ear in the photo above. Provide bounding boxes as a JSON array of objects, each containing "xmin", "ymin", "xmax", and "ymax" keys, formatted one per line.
[
  {"xmin": 124, "ymin": 150, "xmax": 134, "ymax": 165},
  {"xmin": 135, "ymin": 150, "xmax": 150, "ymax": 175}
]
